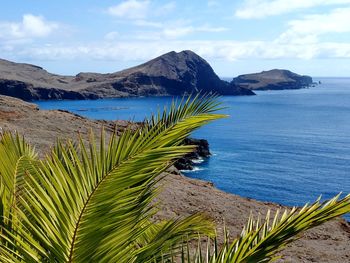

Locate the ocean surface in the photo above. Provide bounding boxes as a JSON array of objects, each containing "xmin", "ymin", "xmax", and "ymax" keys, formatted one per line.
[{"xmin": 37, "ymin": 77, "xmax": 350, "ymax": 218}]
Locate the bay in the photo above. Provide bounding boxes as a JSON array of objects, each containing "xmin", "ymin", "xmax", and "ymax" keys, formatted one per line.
[{"xmin": 37, "ymin": 77, "xmax": 350, "ymax": 218}]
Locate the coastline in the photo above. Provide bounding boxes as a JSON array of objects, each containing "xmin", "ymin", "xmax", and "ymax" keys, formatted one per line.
[{"xmin": 1, "ymin": 94, "xmax": 349, "ymax": 262}]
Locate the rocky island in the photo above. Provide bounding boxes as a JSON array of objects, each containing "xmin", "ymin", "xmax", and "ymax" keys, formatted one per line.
[
  {"xmin": 0, "ymin": 50, "xmax": 254, "ymax": 101},
  {"xmin": 231, "ymin": 69, "xmax": 313, "ymax": 90}
]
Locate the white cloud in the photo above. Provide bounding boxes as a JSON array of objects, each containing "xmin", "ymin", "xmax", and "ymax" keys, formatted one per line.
[
  {"xmin": 286, "ymin": 7, "xmax": 350, "ymax": 36},
  {"xmin": 107, "ymin": 0, "xmax": 150, "ymax": 19},
  {"xmin": 277, "ymin": 7, "xmax": 350, "ymax": 44},
  {"xmin": 208, "ymin": 1, "xmax": 220, "ymax": 7},
  {"xmin": 107, "ymin": 1, "xmax": 229, "ymax": 40},
  {"xmin": 235, "ymin": 0, "xmax": 350, "ymax": 19},
  {"xmin": 197, "ymin": 25, "xmax": 228, "ymax": 33},
  {"xmin": 2, "ymin": 7, "xmax": 350, "ymax": 67},
  {"xmin": 116, "ymin": 18, "xmax": 229, "ymax": 39},
  {"xmin": 104, "ymin": 31, "xmax": 119, "ymax": 40},
  {"xmin": 107, "ymin": 0, "xmax": 175, "ymax": 20},
  {"xmin": 133, "ymin": 20, "xmax": 163, "ymax": 28},
  {"xmin": 146, "ymin": 25, "xmax": 228, "ymax": 39},
  {"xmin": 0, "ymin": 14, "xmax": 58, "ymax": 40},
  {"xmin": 155, "ymin": 2, "xmax": 176, "ymax": 14},
  {"xmin": 164, "ymin": 25, "xmax": 228, "ymax": 38},
  {"xmin": 9, "ymin": 39, "xmax": 350, "ymax": 64},
  {"xmin": 162, "ymin": 27, "xmax": 194, "ymax": 38}
]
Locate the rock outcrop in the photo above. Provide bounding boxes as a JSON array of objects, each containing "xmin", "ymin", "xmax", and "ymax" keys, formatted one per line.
[
  {"xmin": 174, "ymin": 138, "xmax": 210, "ymax": 170},
  {"xmin": 109, "ymin": 50, "xmax": 254, "ymax": 96},
  {"xmin": 0, "ymin": 79, "xmax": 97, "ymax": 101},
  {"xmin": 231, "ymin": 69, "xmax": 313, "ymax": 90},
  {"xmin": 0, "ymin": 51, "xmax": 254, "ymax": 101}
]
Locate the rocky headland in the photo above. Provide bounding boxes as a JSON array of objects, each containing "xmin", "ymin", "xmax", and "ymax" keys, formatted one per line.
[
  {"xmin": 231, "ymin": 69, "xmax": 313, "ymax": 90},
  {"xmin": 0, "ymin": 51, "xmax": 254, "ymax": 101},
  {"xmin": 0, "ymin": 94, "xmax": 349, "ymax": 262}
]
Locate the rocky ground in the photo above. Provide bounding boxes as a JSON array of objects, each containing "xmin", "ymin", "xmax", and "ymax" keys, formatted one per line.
[{"xmin": 1, "ymin": 95, "xmax": 349, "ymax": 262}]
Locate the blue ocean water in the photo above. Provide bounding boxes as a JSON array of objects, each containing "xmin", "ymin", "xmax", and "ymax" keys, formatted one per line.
[{"xmin": 37, "ymin": 78, "xmax": 350, "ymax": 217}]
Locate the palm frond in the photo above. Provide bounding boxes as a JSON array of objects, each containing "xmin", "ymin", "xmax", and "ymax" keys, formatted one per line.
[
  {"xmin": 178, "ymin": 194, "xmax": 350, "ymax": 263},
  {"xmin": 135, "ymin": 214, "xmax": 215, "ymax": 263},
  {"xmin": 0, "ymin": 132, "xmax": 38, "ymax": 226},
  {"xmin": 0, "ymin": 94, "xmax": 224, "ymax": 262},
  {"xmin": 232, "ymin": 193, "xmax": 350, "ymax": 262}
]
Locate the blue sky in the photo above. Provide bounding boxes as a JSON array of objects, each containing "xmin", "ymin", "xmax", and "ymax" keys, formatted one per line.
[{"xmin": 1, "ymin": 0, "xmax": 350, "ymax": 77}]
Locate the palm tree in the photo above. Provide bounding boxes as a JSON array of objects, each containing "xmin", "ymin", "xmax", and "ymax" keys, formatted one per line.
[{"xmin": 0, "ymin": 95, "xmax": 349, "ymax": 263}]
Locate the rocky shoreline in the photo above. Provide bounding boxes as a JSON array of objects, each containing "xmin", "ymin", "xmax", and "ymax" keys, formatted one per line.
[
  {"xmin": 1, "ymin": 95, "xmax": 349, "ymax": 262},
  {"xmin": 174, "ymin": 138, "xmax": 210, "ymax": 171}
]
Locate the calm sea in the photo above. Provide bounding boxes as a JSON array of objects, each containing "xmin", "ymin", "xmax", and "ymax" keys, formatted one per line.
[{"xmin": 37, "ymin": 77, "xmax": 350, "ymax": 218}]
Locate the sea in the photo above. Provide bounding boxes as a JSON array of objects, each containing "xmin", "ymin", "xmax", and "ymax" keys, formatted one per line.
[{"xmin": 37, "ymin": 77, "xmax": 350, "ymax": 219}]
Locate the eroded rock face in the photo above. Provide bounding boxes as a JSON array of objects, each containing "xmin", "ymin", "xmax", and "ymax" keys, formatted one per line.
[
  {"xmin": 0, "ymin": 80, "xmax": 35, "ymax": 101},
  {"xmin": 113, "ymin": 50, "xmax": 254, "ymax": 96},
  {"xmin": 231, "ymin": 69, "xmax": 313, "ymax": 90},
  {"xmin": 0, "ymin": 51, "xmax": 254, "ymax": 101},
  {"xmin": 174, "ymin": 138, "xmax": 211, "ymax": 171},
  {"xmin": 0, "ymin": 80, "xmax": 96, "ymax": 100}
]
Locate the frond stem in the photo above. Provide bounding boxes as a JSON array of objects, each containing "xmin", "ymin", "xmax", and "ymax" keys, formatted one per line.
[{"xmin": 67, "ymin": 172, "xmax": 104, "ymax": 262}]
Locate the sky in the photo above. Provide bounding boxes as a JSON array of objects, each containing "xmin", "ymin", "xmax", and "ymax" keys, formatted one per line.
[{"xmin": 1, "ymin": 0, "xmax": 350, "ymax": 77}]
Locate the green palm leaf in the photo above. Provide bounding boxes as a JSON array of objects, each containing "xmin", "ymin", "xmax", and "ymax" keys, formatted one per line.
[
  {"xmin": 177, "ymin": 194, "xmax": 350, "ymax": 263},
  {"xmin": 1, "ymin": 95, "xmax": 350, "ymax": 263},
  {"xmin": 0, "ymin": 94, "xmax": 224, "ymax": 262},
  {"xmin": 0, "ymin": 132, "xmax": 37, "ymax": 226},
  {"xmin": 232, "ymin": 194, "xmax": 350, "ymax": 262},
  {"xmin": 134, "ymin": 214, "xmax": 215, "ymax": 262}
]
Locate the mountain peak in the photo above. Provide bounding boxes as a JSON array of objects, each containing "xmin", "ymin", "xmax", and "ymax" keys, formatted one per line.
[
  {"xmin": 0, "ymin": 50, "xmax": 254, "ymax": 100},
  {"xmin": 113, "ymin": 50, "xmax": 253, "ymax": 96}
]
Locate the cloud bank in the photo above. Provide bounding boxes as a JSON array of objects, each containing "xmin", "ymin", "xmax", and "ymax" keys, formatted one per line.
[
  {"xmin": 235, "ymin": 0, "xmax": 350, "ymax": 19},
  {"xmin": 0, "ymin": 14, "xmax": 58, "ymax": 40}
]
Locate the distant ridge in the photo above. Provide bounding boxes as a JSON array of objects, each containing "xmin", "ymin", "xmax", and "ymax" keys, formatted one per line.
[{"xmin": 0, "ymin": 50, "xmax": 254, "ymax": 101}]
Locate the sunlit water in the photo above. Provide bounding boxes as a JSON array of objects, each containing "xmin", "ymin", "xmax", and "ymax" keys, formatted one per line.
[{"xmin": 37, "ymin": 78, "xmax": 350, "ymax": 219}]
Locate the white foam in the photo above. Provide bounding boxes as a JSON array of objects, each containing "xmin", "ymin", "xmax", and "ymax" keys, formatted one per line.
[
  {"xmin": 192, "ymin": 157, "xmax": 204, "ymax": 164},
  {"xmin": 180, "ymin": 167, "xmax": 205, "ymax": 173}
]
